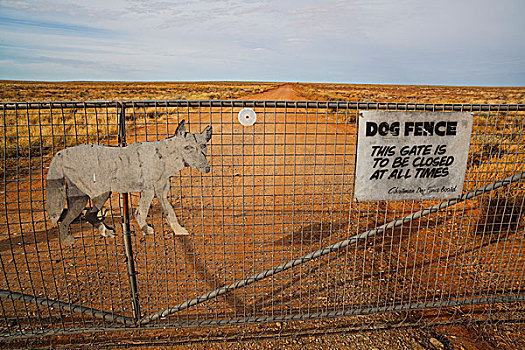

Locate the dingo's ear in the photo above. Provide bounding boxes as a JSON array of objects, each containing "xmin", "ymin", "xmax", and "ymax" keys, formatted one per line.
[
  {"xmin": 202, "ymin": 125, "xmax": 212, "ymax": 142},
  {"xmin": 175, "ymin": 120, "xmax": 186, "ymax": 136}
]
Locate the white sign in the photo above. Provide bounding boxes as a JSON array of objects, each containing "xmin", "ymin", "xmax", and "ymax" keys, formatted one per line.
[{"xmin": 354, "ymin": 111, "xmax": 473, "ymax": 201}]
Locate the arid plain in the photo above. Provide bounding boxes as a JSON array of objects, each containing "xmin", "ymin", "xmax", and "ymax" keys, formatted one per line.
[{"xmin": 1, "ymin": 81, "xmax": 524, "ymax": 349}]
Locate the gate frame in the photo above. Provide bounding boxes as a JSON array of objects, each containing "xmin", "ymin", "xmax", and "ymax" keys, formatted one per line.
[{"xmin": 0, "ymin": 100, "xmax": 524, "ymax": 338}]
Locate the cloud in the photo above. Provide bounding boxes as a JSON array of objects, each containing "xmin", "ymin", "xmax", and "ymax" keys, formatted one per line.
[
  {"xmin": 0, "ymin": 0, "xmax": 523, "ymax": 85},
  {"xmin": 0, "ymin": 15, "xmax": 110, "ymax": 36}
]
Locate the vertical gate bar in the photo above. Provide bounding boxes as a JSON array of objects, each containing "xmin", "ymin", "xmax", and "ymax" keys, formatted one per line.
[{"xmin": 117, "ymin": 102, "xmax": 141, "ymax": 324}]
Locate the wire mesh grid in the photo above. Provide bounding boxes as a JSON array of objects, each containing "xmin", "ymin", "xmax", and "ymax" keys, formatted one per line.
[{"xmin": 0, "ymin": 100, "xmax": 524, "ymax": 339}]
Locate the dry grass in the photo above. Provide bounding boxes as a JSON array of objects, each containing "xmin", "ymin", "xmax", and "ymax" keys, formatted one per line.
[
  {"xmin": 3, "ymin": 81, "xmax": 524, "ymax": 104},
  {"xmin": 1, "ymin": 81, "xmax": 524, "ymax": 348},
  {"xmin": 0, "ymin": 106, "xmax": 125, "ymax": 178},
  {"xmin": 1, "ymin": 81, "xmax": 524, "ymax": 178},
  {"xmin": 0, "ymin": 81, "xmax": 280, "ymax": 102},
  {"xmin": 291, "ymin": 82, "xmax": 525, "ymax": 225},
  {"xmin": 466, "ymin": 113, "xmax": 525, "ymax": 233},
  {"xmin": 0, "ymin": 81, "xmax": 280, "ymax": 177},
  {"xmin": 293, "ymin": 82, "xmax": 525, "ymax": 104},
  {"xmin": 468, "ymin": 114, "xmax": 525, "ymax": 186},
  {"xmin": 2, "ymin": 81, "xmax": 523, "ymax": 164}
]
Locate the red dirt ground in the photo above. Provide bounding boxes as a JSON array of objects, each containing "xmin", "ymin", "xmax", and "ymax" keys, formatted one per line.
[{"xmin": 1, "ymin": 84, "xmax": 524, "ymax": 349}]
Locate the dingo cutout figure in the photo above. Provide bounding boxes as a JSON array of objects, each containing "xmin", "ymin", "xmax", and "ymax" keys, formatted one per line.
[{"xmin": 45, "ymin": 120, "xmax": 212, "ymax": 245}]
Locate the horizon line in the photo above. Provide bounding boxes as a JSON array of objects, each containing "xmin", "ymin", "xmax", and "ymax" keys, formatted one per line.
[{"xmin": 1, "ymin": 79, "xmax": 523, "ymax": 89}]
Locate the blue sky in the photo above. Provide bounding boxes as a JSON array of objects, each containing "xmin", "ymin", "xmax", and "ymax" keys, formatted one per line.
[{"xmin": 0, "ymin": 0, "xmax": 523, "ymax": 85}]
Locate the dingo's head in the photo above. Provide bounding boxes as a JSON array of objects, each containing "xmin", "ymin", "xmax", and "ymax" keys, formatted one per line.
[{"xmin": 173, "ymin": 120, "xmax": 212, "ymax": 173}]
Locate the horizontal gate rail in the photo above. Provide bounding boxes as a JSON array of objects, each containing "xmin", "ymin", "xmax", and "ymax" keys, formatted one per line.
[
  {"xmin": 145, "ymin": 294, "xmax": 525, "ymax": 327},
  {"xmin": 1, "ymin": 100, "xmax": 524, "ymax": 112},
  {"xmin": 0, "ymin": 289, "xmax": 135, "ymax": 325},
  {"xmin": 139, "ymin": 171, "xmax": 525, "ymax": 326}
]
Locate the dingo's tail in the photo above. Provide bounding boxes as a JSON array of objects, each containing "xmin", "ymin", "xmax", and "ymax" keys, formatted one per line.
[{"xmin": 45, "ymin": 153, "xmax": 66, "ymax": 224}]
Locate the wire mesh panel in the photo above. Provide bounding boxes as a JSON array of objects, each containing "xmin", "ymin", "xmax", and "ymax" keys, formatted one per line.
[
  {"xmin": 0, "ymin": 102, "xmax": 133, "ymax": 336},
  {"xmin": 0, "ymin": 100, "xmax": 524, "ymax": 339}
]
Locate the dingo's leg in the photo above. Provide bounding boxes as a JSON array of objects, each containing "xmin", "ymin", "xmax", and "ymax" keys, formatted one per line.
[
  {"xmin": 84, "ymin": 192, "xmax": 115, "ymax": 238},
  {"xmin": 155, "ymin": 183, "xmax": 188, "ymax": 235},
  {"xmin": 135, "ymin": 189, "xmax": 155, "ymax": 235},
  {"xmin": 59, "ymin": 194, "xmax": 88, "ymax": 246}
]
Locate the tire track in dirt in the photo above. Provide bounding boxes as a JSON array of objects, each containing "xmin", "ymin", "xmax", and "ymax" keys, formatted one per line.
[{"xmin": 239, "ymin": 83, "xmax": 307, "ymax": 101}]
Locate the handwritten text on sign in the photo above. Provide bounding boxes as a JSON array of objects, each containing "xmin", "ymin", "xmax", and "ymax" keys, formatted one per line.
[{"xmin": 354, "ymin": 111, "xmax": 473, "ymax": 201}]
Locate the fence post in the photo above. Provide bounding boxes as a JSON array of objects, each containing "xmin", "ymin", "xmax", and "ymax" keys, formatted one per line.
[{"xmin": 117, "ymin": 102, "xmax": 141, "ymax": 324}]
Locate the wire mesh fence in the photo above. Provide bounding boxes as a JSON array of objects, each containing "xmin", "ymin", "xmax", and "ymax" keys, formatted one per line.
[{"xmin": 0, "ymin": 100, "xmax": 524, "ymax": 340}]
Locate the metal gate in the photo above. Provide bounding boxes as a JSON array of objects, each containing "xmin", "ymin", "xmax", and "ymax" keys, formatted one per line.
[{"xmin": 1, "ymin": 100, "xmax": 524, "ymax": 339}]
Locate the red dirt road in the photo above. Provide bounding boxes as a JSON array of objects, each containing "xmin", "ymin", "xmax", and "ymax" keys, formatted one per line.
[{"xmin": 240, "ymin": 83, "xmax": 307, "ymax": 101}]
